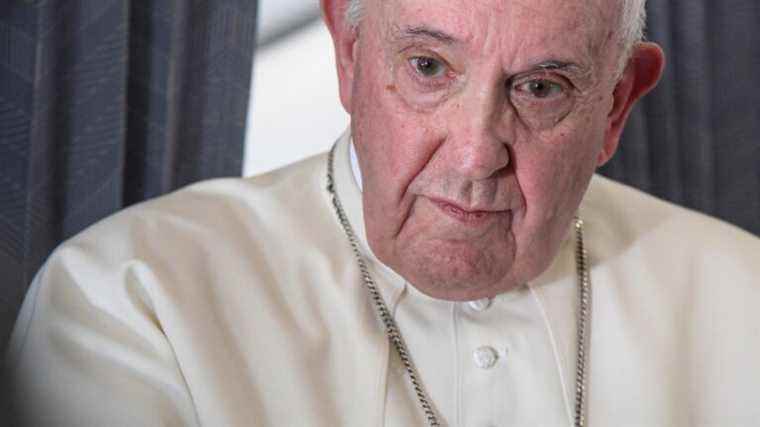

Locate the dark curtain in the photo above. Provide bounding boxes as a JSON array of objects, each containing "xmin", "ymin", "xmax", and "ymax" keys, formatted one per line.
[
  {"xmin": 0, "ymin": 0, "xmax": 257, "ymax": 359},
  {"xmin": 601, "ymin": 1, "xmax": 760, "ymax": 237}
]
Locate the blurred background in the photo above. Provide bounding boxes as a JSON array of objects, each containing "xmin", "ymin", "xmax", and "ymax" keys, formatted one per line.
[{"xmin": 245, "ymin": 0, "xmax": 347, "ymax": 176}]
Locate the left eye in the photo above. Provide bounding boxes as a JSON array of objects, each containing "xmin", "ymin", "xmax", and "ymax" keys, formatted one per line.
[
  {"xmin": 409, "ymin": 56, "xmax": 446, "ymax": 78},
  {"xmin": 514, "ymin": 79, "xmax": 564, "ymax": 99}
]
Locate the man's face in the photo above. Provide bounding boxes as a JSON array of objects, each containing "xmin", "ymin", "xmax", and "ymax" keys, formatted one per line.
[{"xmin": 343, "ymin": 0, "xmax": 626, "ymax": 300}]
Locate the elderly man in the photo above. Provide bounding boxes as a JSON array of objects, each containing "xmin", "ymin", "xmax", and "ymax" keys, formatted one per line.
[{"xmin": 7, "ymin": 0, "xmax": 760, "ymax": 425}]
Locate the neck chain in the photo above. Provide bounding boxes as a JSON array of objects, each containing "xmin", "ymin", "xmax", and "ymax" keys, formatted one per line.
[{"xmin": 327, "ymin": 144, "xmax": 592, "ymax": 427}]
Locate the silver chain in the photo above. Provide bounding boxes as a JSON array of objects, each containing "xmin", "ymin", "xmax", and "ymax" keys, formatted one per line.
[
  {"xmin": 327, "ymin": 144, "xmax": 591, "ymax": 427},
  {"xmin": 573, "ymin": 217, "xmax": 592, "ymax": 427}
]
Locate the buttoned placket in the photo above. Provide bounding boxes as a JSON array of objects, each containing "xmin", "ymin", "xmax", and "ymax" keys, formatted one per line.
[{"xmin": 455, "ymin": 290, "xmax": 570, "ymax": 427}]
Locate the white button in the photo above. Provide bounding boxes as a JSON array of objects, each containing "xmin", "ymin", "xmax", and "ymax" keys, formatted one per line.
[
  {"xmin": 467, "ymin": 297, "xmax": 493, "ymax": 311},
  {"xmin": 473, "ymin": 346, "xmax": 499, "ymax": 369}
]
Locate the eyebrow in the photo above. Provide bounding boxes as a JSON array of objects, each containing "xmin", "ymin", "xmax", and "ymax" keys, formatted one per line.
[
  {"xmin": 521, "ymin": 59, "xmax": 592, "ymax": 81},
  {"xmin": 393, "ymin": 25, "xmax": 459, "ymax": 45},
  {"xmin": 534, "ymin": 60, "xmax": 581, "ymax": 73}
]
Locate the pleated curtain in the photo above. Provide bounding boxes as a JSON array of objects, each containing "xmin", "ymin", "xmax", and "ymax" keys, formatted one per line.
[
  {"xmin": 0, "ymin": 0, "xmax": 257, "ymax": 360},
  {"xmin": 600, "ymin": 1, "xmax": 760, "ymax": 237}
]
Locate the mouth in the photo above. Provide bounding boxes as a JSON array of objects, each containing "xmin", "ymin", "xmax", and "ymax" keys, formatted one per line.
[{"xmin": 429, "ymin": 198, "xmax": 510, "ymax": 225}]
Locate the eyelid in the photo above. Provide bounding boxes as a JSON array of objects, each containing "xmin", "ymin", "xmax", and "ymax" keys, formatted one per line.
[{"xmin": 510, "ymin": 70, "xmax": 567, "ymax": 87}]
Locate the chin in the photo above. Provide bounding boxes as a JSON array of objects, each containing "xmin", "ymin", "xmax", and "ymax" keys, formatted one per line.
[{"xmin": 392, "ymin": 241, "xmax": 522, "ymax": 301}]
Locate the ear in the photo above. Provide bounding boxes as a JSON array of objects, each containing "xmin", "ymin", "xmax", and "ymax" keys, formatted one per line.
[
  {"xmin": 597, "ymin": 42, "xmax": 665, "ymax": 166},
  {"xmin": 321, "ymin": 0, "xmax": 360, "ymax": 113}
]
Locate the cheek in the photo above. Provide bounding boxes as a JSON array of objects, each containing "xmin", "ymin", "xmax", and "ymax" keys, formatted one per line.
[
  {"xmin": 351, "ymin": 76, "xmax": 450, "ymax": 245},
  {"xmin": 353, "ymin": 80, "xmax": 447, "ymax": 205},
  {"xmin": 513, "ymin": 124, "xmax": 604, "ymax": 222}
]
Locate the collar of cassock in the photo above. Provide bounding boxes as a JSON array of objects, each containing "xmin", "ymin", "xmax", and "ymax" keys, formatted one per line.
[{"xmin": 329, "ymin": 130, "xmax": 408, "ymax": 308}]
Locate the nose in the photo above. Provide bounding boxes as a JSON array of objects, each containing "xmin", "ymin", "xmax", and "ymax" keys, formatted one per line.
[{"xmin": 449, "ymin": 87, "xmax": 511, "ymax": 180}]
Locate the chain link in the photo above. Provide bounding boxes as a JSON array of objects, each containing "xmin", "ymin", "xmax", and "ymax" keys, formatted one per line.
[{"xmin": 327, "ymin": 144, "xmax": 590, "ymax": 427}]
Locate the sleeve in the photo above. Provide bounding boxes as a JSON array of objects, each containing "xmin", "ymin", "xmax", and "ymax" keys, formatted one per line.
[{"xmin": 5, "ymin": 242, "xmax": 201, "ymax": 427}]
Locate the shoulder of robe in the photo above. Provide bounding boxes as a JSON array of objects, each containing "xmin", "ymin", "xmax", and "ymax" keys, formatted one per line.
[
  {"xmin": 6, "ymin": 156, "xmax": 356, "ymax": 427},
  {"xmin": 583, "ymin": 174, "xmax": 760, "ymax": 283},
  {"xmin": 64, "ymin": 151, "xmax": 334, "ymax": 257},
  {"xmin": 28, "ymin": 151, "xmax": 349, "ymax": 318}
]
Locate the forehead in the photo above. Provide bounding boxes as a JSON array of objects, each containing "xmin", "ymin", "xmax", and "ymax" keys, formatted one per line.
[{"xmin": 374, "ymin": 0, "xmax": 615, "ymax": 67}]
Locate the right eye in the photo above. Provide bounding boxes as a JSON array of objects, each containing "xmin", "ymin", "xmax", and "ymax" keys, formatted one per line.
[{"xmin": 409, "ymin": 56, "xmax": 447, "ymax": 78}]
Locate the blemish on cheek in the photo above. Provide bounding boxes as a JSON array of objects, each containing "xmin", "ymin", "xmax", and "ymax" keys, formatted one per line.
[{"xmin": 386, "ymin": 84, "xmax": 397, "ymax": 92}]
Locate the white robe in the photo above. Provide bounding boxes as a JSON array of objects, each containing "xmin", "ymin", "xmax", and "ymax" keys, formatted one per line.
[{"xmin": 7, "ymin": 131, "xmax": 760, "ymax": 426}]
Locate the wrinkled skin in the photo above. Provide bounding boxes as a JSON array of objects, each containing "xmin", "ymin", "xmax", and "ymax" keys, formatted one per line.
[{"xmin": 322, "ymin": 0, "xmax": 664, "ymax": 300}]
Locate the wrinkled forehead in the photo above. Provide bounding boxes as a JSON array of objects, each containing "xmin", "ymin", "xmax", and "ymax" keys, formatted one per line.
[{"xmin": 370, "ymin": 0, "xmax": 617, "ymax": 65}]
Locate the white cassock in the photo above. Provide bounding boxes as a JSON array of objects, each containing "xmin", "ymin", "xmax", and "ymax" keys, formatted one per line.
[{"xmin": 7, "ymin": 131, "xmax": 760, "ymax": 427}]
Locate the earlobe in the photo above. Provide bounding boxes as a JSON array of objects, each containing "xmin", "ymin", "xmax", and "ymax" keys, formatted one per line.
[
  {"xmin": 598, "ymin": 42, "xmax": 666, "ymax": 166},
  {"xmin": 321, "ymin": 0, "xmax": 359, "ymax": 112}
]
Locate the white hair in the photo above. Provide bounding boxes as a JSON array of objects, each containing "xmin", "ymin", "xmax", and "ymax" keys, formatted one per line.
[
  {"xmin": 345, "ymin": 0, "xmax": 365, "ymax": 28},
  {"xmin": 619, "ymin": 0, "xmax": 647, "ymax": 56},
  {"xmin": 344, "ymin": 0, "xmax": 647, "ymax": 62}
]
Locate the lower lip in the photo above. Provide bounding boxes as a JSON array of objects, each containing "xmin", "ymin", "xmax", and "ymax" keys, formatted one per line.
[{"xmin": 431, "ymin": 200, "xmax": 506, "ymax": 225}]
